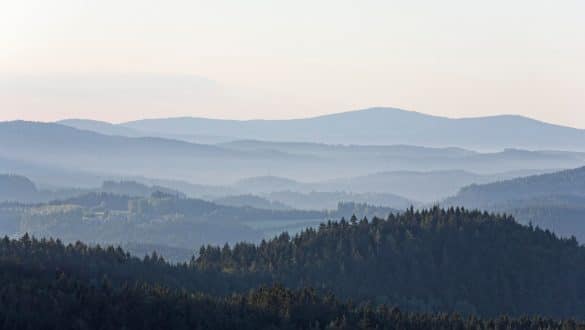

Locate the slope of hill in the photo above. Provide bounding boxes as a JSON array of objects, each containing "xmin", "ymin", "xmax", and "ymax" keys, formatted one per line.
[
  {"xmin": 213, "ymin": 194, "xmax": 292, "ymax": 210},
  {"xmin": 234, "ymin": 169, "xmax": 556, "ymax": 203},
  {"xmin": 0, "ymin": 121, "xmax": 308, "ymax": 185},
  {"xmin": 0, "ymin": 174, "xmax": 38, "ymax": 202},
  {"xmin": 121, "ymin": 108, "xmax": 585, "ymax": 151},
  {"xmin": 1, "ymin": 193, "xmax": 261, "ymax": 255},
  {"xmin": 100, "ymin": 180, "xmax": 185, "ymax": 198},
  {"xmin": 0, "ymin": 173, "xmax": 189, "ymax": 204},
  {"xmin": 446, "ymin": 166, "xmax": 585, "ymax": 208},
  {"xmin": 233, "ymin": 176, "xmax": 306, "ymax": 193},
  {"xmin": 59, "ymin": 118, "xmax": 235, "ymax": 144},
  {"xmin": 0, "ymin": 121, "xmax": 236, "ymax": 158},
  {"xmin": 58, "ymin": 119, "xmax": 145, "ymax": 137},
  {"xmin": 445, "ymin": 167, "xmax": 585, "ymax": 241}
]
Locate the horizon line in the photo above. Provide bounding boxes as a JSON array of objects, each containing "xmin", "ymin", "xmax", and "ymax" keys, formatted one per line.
[{"xmin": 18, "ymin": 107, "xmax": 580, "ymax": 131}]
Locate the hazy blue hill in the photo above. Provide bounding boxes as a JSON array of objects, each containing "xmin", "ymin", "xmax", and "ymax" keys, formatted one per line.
[
  {"xmin": 220, "ymin": 139, "xmax": 477, "ymax": 159},
  {"xmin": 59, "ymin": 118, "xmax": 235, "ymax": 144},
  {"xmin": 58, "ymin": 119, "xmax": 145, "ymax": 137},
  {"xmin": 221, "ymin": 141, "xmax": 582, "ymax": 173},
  {"xmin": 213, "ymin": 194, "xmax": 292, "ymax": 210},
  {"xmin": 233, "ymin": 176, "xmax": 305, "ymax": 193},
  {"xmin": 266, "ymin": 191, "xmax": 416, "ymax": 211},
  {"xmin": 2, "ymin": 120, "xmax": 582, "ymax": 192},
  {"xmin": 100, "ymin": 180, "xmax": 186, "ymax": 198},
  {"xmin": 0, "ymin": 121, "xmax": 289, "ymax": 184},
  {"xmin": 0, "ymin": 155, "xmax": 240, "ymax": 198},
  {"xmin": 0, "ymin": 121, "xmax": 235, "ymax": 157},
  {"xmin": 0, "ymin": 171, "xmax": 192, "ymax": 204},
  {"xmin": 0, "ymin": 174, "xmax": 38, "ymax": 202},
  {"xmin": 445, "ymin": 167, "xmax": 585, "ymax": 241},
  {"xmin": 122, "ymin": 108, "xmax": 447, "ymax": 145},
  {"xmin": 0, "ymin": 155, "xmax": 113, "ymax": 189},
  {"xmin": 322, "ymin": 169, "xmax": 560, "ymax": 202},
  {"xmin": 321, "ymin": 170, "xmax": 487, "ymax": 202},
  {"xmin": 121, "ymin": 107, "xmax": 585, "ymax": 151},
  {"xmin": 446, "ymin": 166, "xmax": 585, "ymax": 209},
  {"xmin": 233, "ymin": 169, "xmax": 555, "ymax": 203}
]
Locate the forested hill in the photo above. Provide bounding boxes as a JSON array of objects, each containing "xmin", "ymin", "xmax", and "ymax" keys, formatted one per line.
[
  {"xmin": 0, "ymin": 236, "xmax": 580, "ymax": 329},
  {"xmin": 2, "ymin": 212, "xmax": 585, "ymax": 328},
  {"xmin": 196, "ymin": 207, "xmax": 585, "ymax": 318}
]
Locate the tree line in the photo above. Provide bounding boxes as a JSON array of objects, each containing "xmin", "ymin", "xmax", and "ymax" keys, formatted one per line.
[
  {"xmin": 196, "ymin": 207, "xmax": 585, "ymax": 318},
  {"xmin": 2, "ymin": 207, "xmax": 585, "ymax": 327}
]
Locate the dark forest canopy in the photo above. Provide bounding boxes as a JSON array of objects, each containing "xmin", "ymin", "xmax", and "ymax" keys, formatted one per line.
[
  {"xmin": 3, "ymin": 207, "xmax": 585, "ymax": 322},
  {"xmin": 1, "ymin": 232, "xmax": 585, "ymax": 329},
  {"xmin": 195, "ymin": 207, "xmax": 585, "ymax": 318}
]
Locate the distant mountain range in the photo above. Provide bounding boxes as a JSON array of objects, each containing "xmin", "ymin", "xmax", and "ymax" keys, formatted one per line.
[
  {"xmin": 0, "ymin": 121, "xmax": 293, "ymax": 184},
  {"xmin": 2, "ymin": 119, "xmax": 582, "ymax": 202},
  {"xmin": 60, "ymin": 107, "xmax": 585, "ymax": 151}
]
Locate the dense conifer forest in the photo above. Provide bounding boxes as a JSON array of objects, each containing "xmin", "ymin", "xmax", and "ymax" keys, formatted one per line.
[
  {"xmin": 2, "ymin": 208, "xmax": 585, "ymax": 328},
  {"xmin": 195, "ymin": 207, "xmax": 585, "ymax": 318},
  {"xmin": 1, "ymin": 234, "xmax": 585, "ymax": 329}
]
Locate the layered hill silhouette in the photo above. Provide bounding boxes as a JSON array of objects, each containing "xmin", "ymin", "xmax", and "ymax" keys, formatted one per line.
[
  {"xmin": 447, "ymin": 166, "xmax": 585, "ymax": 208},
  {"xmin": 3, "ymin": 120, "xmax": 584, "ymax": 203},
  {"xmin": 61, "ymin": 107, "xmax": 585, "ymax": 151},
  {"xmin": 446, "ymin": 166, "xmax": 585, "ymax": 241},
  {"xmin": 4, "ymin": 226, "xmax": 585, "ymax": 327}
]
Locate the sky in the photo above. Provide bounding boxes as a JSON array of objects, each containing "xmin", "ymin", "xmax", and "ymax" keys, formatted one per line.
[{"xmin": 0, "ymin": 0, "xmax": 584, "ymax": 127}]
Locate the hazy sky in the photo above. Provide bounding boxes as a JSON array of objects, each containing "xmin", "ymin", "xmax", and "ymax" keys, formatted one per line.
[{"xmin": 1, "ymin": 0, "xmax": 584, "ymax": 127}]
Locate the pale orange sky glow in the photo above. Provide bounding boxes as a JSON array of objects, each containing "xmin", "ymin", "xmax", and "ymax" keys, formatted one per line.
[{"xmin": 0, "ymin": 0, "xmax": 583, "ymax": 127}]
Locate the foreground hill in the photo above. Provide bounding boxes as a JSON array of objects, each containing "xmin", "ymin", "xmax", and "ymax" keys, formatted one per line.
[
  {"xmin": 2, "ymin": 207, "xmax": 585, "ymax": 321},
  {"xmin": 119, "ymin": 108, "xmax": 585, "ymax": 151},
  {"xmin": 0, "ymin": 235, "xmax": 579, "ymax": 329},
  {"xmin": 196, "ymin": 207, "xmax": 585, "ymax": 318}
]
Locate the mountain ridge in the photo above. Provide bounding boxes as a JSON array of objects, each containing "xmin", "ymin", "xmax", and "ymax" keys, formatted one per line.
[{"xmin": 56, "ymin": 107, "xmax": 585, "ymax": 151}]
